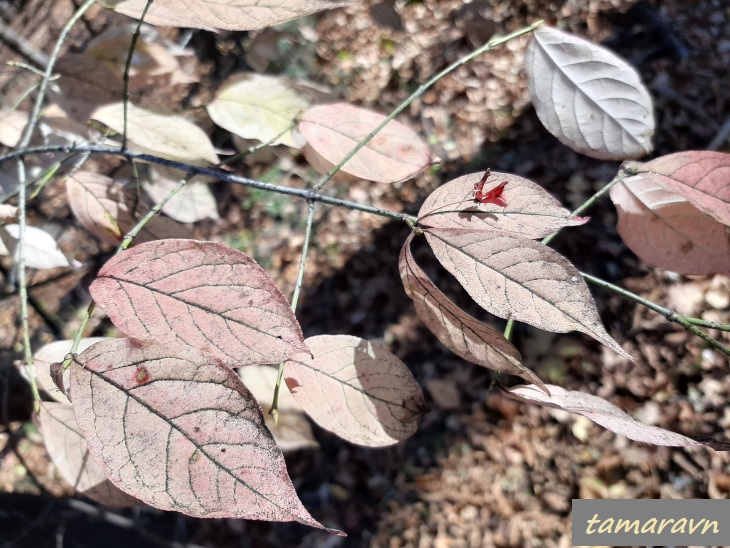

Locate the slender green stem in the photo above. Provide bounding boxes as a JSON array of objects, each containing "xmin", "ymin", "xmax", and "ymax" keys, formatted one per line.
[
  {"xmin": 581, "ymin": 271, "xmax": 730, "ymax": 357},
  {"xmin": 311, "ymin": 19, "xmax": 544, "ymax": 192},
  {"xmin": 680, "ymin": 317, "xmax": 730, "ymax": 331},
  {"xmin": 121, "ymin": 0, "xmax": 154, "ymax": 151},
  {"xmin": 270, "ymin": 201, "xmax": 316, "ymax": 425},
  {"xmin": 12, "ymin": 0, "xmax": 97, "ymax": 411}
]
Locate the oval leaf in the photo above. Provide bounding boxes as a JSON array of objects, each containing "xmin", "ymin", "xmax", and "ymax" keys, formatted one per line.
[
  {"xmin": 609, "ymin": 175, "xmax": 730, "ymax": 275},
  {"xmin": 399, "ymin": 234, "xmax": 547, "ymax": 393},
  {"xmin": 418, "ymin": 171, "xmax": 588, "ymax": 238},
  {"xmin": 207, "ymin": 73, "xmax": 310, "ymax": 148},
  {"xmin": 635, "ymin": 151, "xmax": 730, "ymax": 226},
  {"xmin": 503, "ymin": 384, "xmax": 729, "ymax": 450},
  {"xmin": 91, "ymin": 102, "xmax": 219, "ymax": 164},
  {"xmin": 39, "ymin": 401, "xmax": 139, "ymax": 507},
  {"xmin": 67, "ymin": 172, "xmax": 189, "ymax": 245},
  {"xmin": 425, "ymin": 228, "xmax": 632, "ymax": 360},
  {"xmin": 0, "ymin": 224, "xmax": 71, "ymax": 269},
  {"xmin": 70, "ymin": 338, "xmax": 340, "ymax": 532},
  {"xmin": 111, "ymin": 0, "xmax": 348, "ymax": 31},
  {"xmin": 525, "ymin": 25, "xmax": 654, "ymax": 160},
  {"xmin": 284, "ymin": 335, "xmax": 426, "ymax": 447},
  {"xmin": 90, "ymin": 239, "xmax": 308, "ymax": 365},
  {"xmin": 297, "ymin": 103, "xmax": 431, "ymax": 183}
]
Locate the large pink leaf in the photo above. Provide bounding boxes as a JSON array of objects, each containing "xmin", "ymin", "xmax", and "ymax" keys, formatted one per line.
[
  {"xmin": 297, "ymin": 103, "xmax": 431, "ymax": 183},
  {"xmin": 634, "ymin": 151, "xmax": 730, "ymax": 226},
  {"xmin": 609, "ymin": 176, "xmax": 730, "ymax": 275},
  {"xmin": 399, "ymin": 234, "xmax": 548, "ymax": 393},
  {"xmin": 90, "ymin": 239, "xmax": 308, "ymax": 365},
  {"xmin": 66, "ymin": 172, "xmax": 188, "ymax": 246},
  {"xmin": 424, "ymin": 228, "xmax": 632, "ymax": 360},
  {"xmin": 111, "ymin": 0, "xmax": 349, "ymax": 31},
  {"xmin": 284, "ymin": 335, "xmax": 426, "ymax": 447},
  {"xmin": 503, "ymin": 384, "xmax": 730, "ymax": 450},
  {"xmin": 418, "ymin": 171, "xmax": 588, "ymax": 238},
  {"xmin": 70, "ymin": 338, "xmax": 341, "ymax": 531},
  {"xmin": 39, "ymin": 401, "xmax": 139, "ymax": 507}
]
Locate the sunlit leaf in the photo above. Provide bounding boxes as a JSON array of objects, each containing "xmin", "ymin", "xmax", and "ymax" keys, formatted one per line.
[
  {"xmin": 418, "ymin": 171, "xmax": 588, "ymax": 238},
  {"xmin": 70, "ymin": 338, "xmax": 342, "ymax": 532},
  {"xmin": 110, "ymin": 0, "xmax": 349, "ymax": 31},
  {"xmin": 525, "ymin": 25, "xmax": 654, "ymax": 160},
  {"xmin": 90, "ymin": 239, "xmax": 308, "ymax": 365},
  {"xmin": 207, "ymin": 73, "xmax": 309, "ymax": 148},
  {"xmin": 143, "ymin": 166, "xmax": 219, "ymax": 223},
  {"xmin": 399, "ymin": 234, "xmax": 548, "ymax": 393},
  {"xmin": 297, "ymin": 103, "xmax": 431, "ymax": 183},
  {"xmin": 503, "ymin": 384, "xmax": 730, "ymax": 450},
  {"xmin": 0, "ymin": 224, "xmax": 72, "ymax": 269},
  {"xmin": 609, "ymin": 174, "xmax": 730, "ymax": 275},
  {"xmin": 0, "ymin": 109, "xmax": 28, "ymax": 147},
  {"xmin": 39, "ymin": 401, "xmax": 139, "ymax": 507},
  {"xmin": 424, "ymin": 228, "xmax": 632, "ymax": 360},
  {"xmin": 285, "ymin": 335, "xmax": 426, "ymax": 447},
  {"xmin": 634, "ymin": 151, "xmax": 730, "ymax": 226},
  {"xmin": 91, "ymin": 103, "xmax": 219, "ymax": 165}
]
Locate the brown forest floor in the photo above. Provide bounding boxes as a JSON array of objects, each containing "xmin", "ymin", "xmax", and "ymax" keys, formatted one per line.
[{"xmin": 0, "ymin": 0, "xmax": 729, "ymax": 547}]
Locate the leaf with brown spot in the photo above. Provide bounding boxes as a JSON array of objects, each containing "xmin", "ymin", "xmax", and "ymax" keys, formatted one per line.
[
  {"xmin": 90, "ymin": 239, "xmax": 308, "ymax": 366},
  {"xmin": 418, "ymin": 171, "xmax": 588, "ymax": 238},
  {"xmin": 284, "ymin": 335, "xmax": 426, "ymax": 447},
  {"xmin": 399, "ymin": 234, "xmax": 547, "ymax": 393},
  {"xmin": 70, "ymin": 338, "xmax": 343, "ymax": 531},
  {"xmin": 424, "ymin": 228, "xmax": 632, "ymax": 360}
]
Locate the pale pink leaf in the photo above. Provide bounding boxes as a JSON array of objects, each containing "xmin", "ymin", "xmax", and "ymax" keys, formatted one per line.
[
  {"xmin": 70, "ymin": 338, "xmax": 341, "ymax": 532},
  {"xmin": 90, "ymin": 239, "xmax": 308, "ymax": 365},
  {"xmin": 525, "ymin": 25, "xmax": 654, "ymax": 160},
  {"xmin": 399, "ymin": 234, "xmax": 548, "ymax": 393},
  {"xmin": 66, "ymin": 172, "xmax": 189, "ymax": 245},
  {"xmin": 29, "ymin": 337, "xmax": 108, "ymax": 405},
  {"xmin": 417, "ymin": 171, "xmax": 588, "ymax": 238},
  {"xmin": 424, "ymin": 228, "xmax": 632, "ymax": 360},
  {"xmin": 609, "ymin": 175, "xmax": 730, "ymax": 275},
  {"xmin": 238, "ymin": 365, "xmax": 318, "ymax": 453},
  {"xmin": 0, "ymin": 204, "xmax": 17, "ymax": 223},
  {"xmin": 284, "ymin": 335, "xmax": 426, "ymax": 447},
  {"xmin": 39, "ymin": 401, "xmax": 139, "ymax": 507},
  {"xmin": 503, "ymin": 384, "xmax": 730, "ymax": 450},
  {"xmin": 111, "ymin": 0, "xmax": 349, "ymax": 31},
  {"xmin": 297, "ymin": 103, "xmax": 431, "ymax": 183},
  {"xmin": 635, "ymin": 151, "xmax": 730, "ymax": 226}
]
